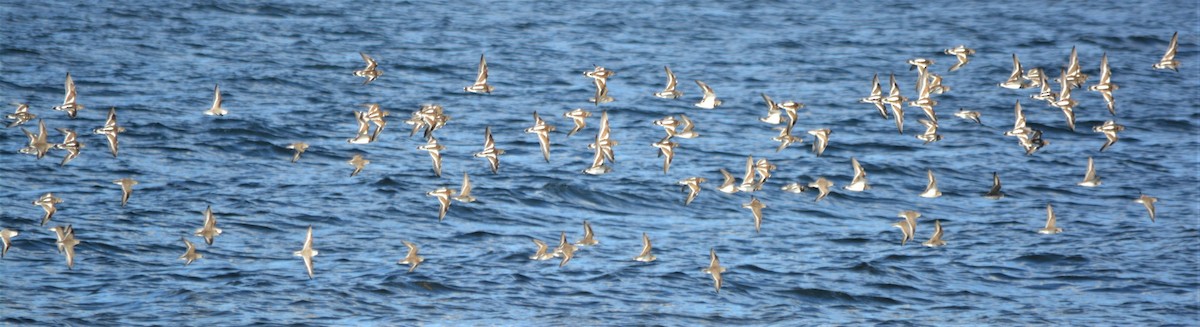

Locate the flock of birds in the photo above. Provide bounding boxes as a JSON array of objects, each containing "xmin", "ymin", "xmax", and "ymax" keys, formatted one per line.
[{"xmin": 1, "ymin": 31, "xmax": 1181, "ymax": 293}]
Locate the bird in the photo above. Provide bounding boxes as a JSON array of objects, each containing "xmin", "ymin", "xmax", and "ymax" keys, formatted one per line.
[
  {"xmin": 49, "ymin": 225, "xmax": 71, "ymax": 254},
  {"xmin": 892, "ymin": 211, "xmax": 920, "ymax": 245},
  {"xmin": 778, "ymin": 100, "xmax": 803, "ymax": 129},
  {"xmin": 651, "ymin": 136, "xmax": 678, "ymax": 173},
  {"xmin": 954, "ymin": 109, "xmax": 981, "ymax": 125},
  {"xmin": 944, "ymin": 45, "xmax": 975, "ymax": 72},
  {"xmin": 589, "ymin": 78, "xmax": 614, "ymax": 105},
  {"xmin": 1092, "ymin": 120, "xmax": 1125, "ymax": 152},
  {"xmin": 397, "ymin": 241, "xmax": 425, "ymax": 272},
  {"xmin": 417, "ymin": 137, "xmax": 446, "ymax": 177},
  {"xmin": 1078, "ymin": 156, "xmax": 1101, "ymax": 187},
  {"xmin": 781, "ymin": 182, "xmax": 809, "ymax": 193},
  {"xmin": 717, "ymin": 168, "xmax": 739, "ymax": 194},
  {"xmin": 552, "ymin": 232, "xmax": 577, "ymax": 267},
  {"xmin": 844, "ymin": 157, "xmax": 870, "ymax": 192},
  {"xmin": 286, "ymin": 142, "xmax": 308, "ymax": 163},
  {"xmin": 737, "ymin": 156, "xmax": 759, "ymax": 193},
  {"xmin": 0, "ymin": 228, "xmax": 17, "ymax": 258},
  {"xmin": 454, "ymin": 173, "xmax": 476, "ymax": 203},
  {"xmin": 530, "ymin": 239, "xmax": 554, "ymax": 261},
  {"xmin": 353, "ymin": 52, "xmax": 383, "ymax": 84},
  {"xmin": 694, "ymin": 80, "xmax": 722, "ymax": 109},
  {"xmin": 203, "ymin": 84, "xmax": 228, "ymax": 116},
  {"xmin": 702, "ymin": 248, "xmax": 727, "ymax": 293},
  {"xmin": 347, "ymin": 110, "xmax": 373, "ymax": 144},
  {"xmin": 922, "ymin": 220, "xmax": 946, "ymax": 247},
  {"xmin": 920, "ymin": 169, "xmax": 942, "ymax": 198},
  {"xmin": 524, "ymin": 112, "xmax": 555, "ymax": 162},
  {"xmin": 674, "ymin": 114, "xmax": 699, "ymax": 139},
  {"xmin": 464, "ymin": 54, "xmax": 494, "ymax": 94},
  {"xmin": 347, "ymin": 154, "xmax": 369, "ymax": 177},
  {"xmin": 195, "ymin": 206, "xmax": 223, "ymax": 245},
  {"xmin": 742, "ymin": 197, "xmax": 765, "ymax": 233},
  {"xmin": 984, "ymin": 172, "xmax": 1004, "ymax": 199},
  {"xmin": 473, "ymin": 126, "xmax": 505, "ymax": 174},
  {"xmin": 1152, "ymin": 31, "xmax": 1180, "ymax": 70},
  {"xmin": 1051, "ymin": 68, "xmax": 1079, "ymax": 131},
  {"xmin": 772, "ymin": 126, "xmax": 802, "ymax": 152},
  {"xmin": 427, "ymin": 187, "xmax": 456, "ymax": 221},
  {"xmin": 33, "ymin": 193, "xmax": 63, "ymax": 226},
  {"xmin": 808, "ymin": 128, "xmax": 831, "ymax": 156},
  {"xmin": 582, "ymin": 135, "xmax": 613, "ymax": 175},
  {"xmin": 653, "ymin": 115, "xmax": 680, "ymax": 135},
  {"xmin": 563, "ymin": 108, "xmax": 592, "ymax": 136},
  {"xmin": 999, "ymin": 54, "xmax": 1030, "ymax": 89},
  {"xmin": 1038, "ymin": 204, "xmax": 1063, "ymax": 234},
  {"xmin": 1030, "ymin": 72, "xmax": 1057, "ymax": 103},
  {"xmin": 678, "ymin": 177, "xmax": 707, "ymax": 205},
  {"xmin": 634, "ymin": 233, "xmax": 657, "ymax": 262},
  {"xmin": 58, "ymin": 228, "xmax": 80, "ymax": 269},
  {"xmin": 583, "ymin": 65, "xmax": 616, "ymax": 81},
  {"xmin": 51, "ymin": 72, "xmax": 85, "ymax": 118},
  {"xmin": 754, "ymin": 158, "xmax": 776, "ymax": 184},
  {"xmin": 908, "ymin": 57, "xmax": 934, "ymax": 73},
  {"xmin": 1024, "ymin": 67, "xmax": 1048, "ymax": 88},
  {"xmin": 6, "ymin": 102, "xmax": 35, "ymax": 127},
  {"xmin": 1088, "ymin": 53, "xmax": 1119, "ymax": 115},
  {"xmin": 882, "ymin": 74, "xmax": 908, "ymax": 134},
  {"xmin": 809, "ymin": 177, "xmax": 834, "ymax": 202},
  {"xmin": 363, "ymin": 103, "xmax": 390, "ymax": 142},
  {"xmin": 654, "ymin": 66, "xmax": 683, "ymax": 99},
  {"xmin": 576, "ymin": 220, "xmax": 598, "ymax": 246},
  {"xmin": 18, "ymin": 119, "xmax": 54, "ymax": 159},
  {"xmin": 859, "ymin": 74, "xmax": 888, "ymax": 119},
  {"xmin": 760, "ymin": 93, "xmax": 785, "ymax": 124},
  {"xmin": 1134, "ymin": 194, "xmax": 1159, "ymax": 222},
  {"xmin": 93, "ymin": 107, "xmax": 126, "ymax": 157},
  {"xmin": 294, "ymin": 226, "xmax": 319, "ymax": 278},
  {"xmin": 179, "ymin": 237, "xmax": 202, "ymax": 266},
  {"xmin": 113, "ymin": 178, "xmax": 137, "ymax": 207},
  {"xmin": 588, "ymin": 111, "xmax": 618, "ymax": 163},
  {"xmin": 1057, "ymin": 46, "xmax": 1088, "ymax": 89},
  {"xmin": 915, "ymin": 119, "xmax": 943, "ymax": 145}
]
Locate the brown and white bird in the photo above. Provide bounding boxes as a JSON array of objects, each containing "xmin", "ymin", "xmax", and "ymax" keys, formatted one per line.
[
  {"xmin": 52, "ymin": 73, "xmax": 85, "ymax": 118},
  {"xmin": 633, "ymin": 232, "xmax": 657, "ymax": 262},
  {"xmin": 473, "ymin": 126, "xmax": 505, "ymax": 174},
  {"xmin": 294, "ymin": 226, "xmax": 319, "ymax": 278},
  {"xmin": 742, "ymin": 197, "xmax": 766, "ymax": 233},
  {"xmin": 195, "ymin": 205, "xmax": 223, "ymax": 246},
  {"xmin": 179, "ymin": 237, "xmax": 202, "ymax": 266},
  {"xmin": 427, "ymin": 187, "xmax": 456, "ymax": 221},
  {"xmin": 1078, "ymin": 156, "xmax": 1102, "ymax": 187},
  {"xmin": 286, "ymin": 142, "xmax": 308, "ymax": 163},
  {"xmin": 203, "ymin": 84, "xmax": 228, "ymax": 116},
  {"xmin": 553, "ymin": 232, "xmax": 577, "ymax": 267},
  {"xmin": 576, "ymin": 220, "xmax": 598, "ymax": 246},
  {"xmin": 1088, "ymin": 53, "xmax": 1119, "ymax": 115},
  {"xmin": 397, "ymin": 241, "xmax": 425, "ymax": 272},
  {"xmin": 0, "ymin": 228, "xmax": 17, "ymax": 258},
  {"xmin": 563, "ymin": 108, "xmax": 592, "ymax": 137},
  {"xmin": 464, "ymin": 54, "xmax": 494, "ymax": 94},
  {"xmin": 417, "ymin": 137, "xmax": 446, "ymax": 177},
  {"xmin": 524, "ymin": 112, "xmax": 555, "ymax": 162},
  {"xmin": 113, "ymin": 178, "xmax": 137, "ymax": 207},
  {"xmin": 93, "ymin": 107, "xmax": 126, "ymax": 157},
  {"xmin": 1134, "ymin": 194, "xmax": 1159, "ymax": 222},
  {"xmin": 1092, "ymin": 120, "xmax": 1125, "ymax": 152},
  {"xmin": 353, "ymin": 52, "xmax": 383, "ymax": 84},
  {"xmin": 1153, "ymin": 32, "xmax": 1180, "ymax": 71},
  {"xmin": 678, "ymin": 177, "xmax": 707, "ymax": 205},
  {"xmin": 33, "ymin": 193, "xmax": 63, "ymax": 226},
  {"xmin": 693, "ymin": 80, "xmax": 722, "ymax": 109},
  {"xmin": 1038, "ymin": 204, "xmax": 1063, "ymax": 234},
  {"xmin": 922, "ymin": 220, "xmax": 946, "ymax": 247},
  {"xmin": 654, "ymin": 66, "xmax": 683, "ymax": 99},
  {"xmin": 347, "ymin": 154, "xmax": 369, "ymax": 177},
  {"xmin": 702, "ymin": 248, "xmax": 727, "ymax": 293}
]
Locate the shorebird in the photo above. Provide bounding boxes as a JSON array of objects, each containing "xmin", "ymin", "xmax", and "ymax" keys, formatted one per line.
[
  {"xmin": 474, "ymin": 126, "xmax": 505, "ymax": 174},
  {"xmin": 892, "ymin": 211, "xmax": 919, "ymax": 245},
  {"xmin": 464, "ymin": 54, "xmax": 494, "ymax": 94},
  {"xmin": 760, "ymin": 93, "xmax": 784, "ymax": 124},
  {"xmin": 397, "ymin": 241, "xmax": 425, "ymax": 272},
  {"xmin": 0, "ymin": 229, "xmax": 17, "ymax": 258},
  {"xmin": 678, "ymin": 177, "xmax": 707, "ymax": 205},
  {"xmin": 920, "ymin": 169, "xmax": 942, "ymax": 198},
  {"xmin": 808, "ymin": 128, "xmax": 831, "ymax": 156},
  {"xmin": 1024, "ymin": 67, "xmax": 1047, "ymax": 88},
  {"xmin": 454, "ymin": 173, "xmax": 476, "ymax": 203},
  {"xmin": 772, "ymin": 126, "xmax": 802, "ymax": 152},
  {"xmin": 737, "ymin": 156, "xmax": 759, "ymax": 192},
  {"xmin": 6, "ymin": 102, "xmax": 34, "ymax": 127},
  {"xmin": 93, "ymin": 107, "xmax": 126, "ymax": 157},
  {"xmin": 524, "ymin": 112, "xmax": 555, "ymax": 162},
  {"xmin": 1050, "ymin": 68, "xmax": 1079, "ymax": 131},
  {"xmin": 583, "ymin": 65, "xmax": 615, "ymax": 81},
  {"xmin": 347, "ymin": 110, "xmax": 373, "ymax": 144},
  {"xmin": 563, "ymin": 108, "xmax": 592, "ymax": 137},
  {"xmin": 589, "ymin": 78, "xmax": 614, "ymax": 105},
  {"xmin": 743, "ymin": 197, "xmax": 765, "ymax": 233},
  {"xmin": 203, "ymin": 84, "xmax": 227, "ymax": 116},
  {"xmin": 427, "ymin": 187, "xmax": 456, "ymax": 221},
  {"xmin": 417, "ymin": 137, "xmax": 445, "ymax": 177},
  {"xmin": 984, "ymin": 172, "xmax": 1004, "ymax": 199},
  {"xmin": 999, "ymin": 54, "xmax": 1030, "ymax": 89},
  {"xmin": 654, "ymin": 66, "xmax": 683, "ymax": 99},
  {"xmin": 883, "ymin": 74, "xmax": 908, "ymax": 134},
  {"xmin": 1134, "ymin": 194, "xmax": 1159, "ymax": 222},
  {"xmin": 179, "ymin": 238, "xmax": 202, "ymax": 266},
  {"xmin": 588, "ymin": 111, "xmax": 617, "ymax": 162},
  {"xmin": 674, "ymin": 114, "xmax": 699, "ymax": 139},
  {"xmin": 809, "ymin": 177, "xmax": 833, "ymax": 202},
  {"xmin": 653, "ymin": 115, "xmax": 680, "ymax": 136},
  {"xmin": 52, "ymin": 73, "xmax": 84, "ymax": 118},
  {"xmin": 348, "ymin": 154, "xmax": 369, "ymax": 177},
  {"xmin": 1092, "ymin": 120, "xmax": 1125, "ymax": 152},
  {"xmin": 1038, "ymin": 204, "xmax": 1062, "ymax": 234},
  {"xmin": 576, "ymin": 220, "xmax": 598, "ymax": 246},
  {"xmin": 778, "ymin": 100, "xmax": 803, "ymax": 129},
  {"xmin": 860, "ymin": 74, "xmax": 888, "ymax": 119},
  {"xmin": 49, "ymin": 225, "xmax": 71, "ymax": 254},
  {"xmin": 717, "ymin": 168, "xmax": 739, "ymax": 194},
  {"xmin": 907, "ymin": 58, "xmax": 934, "ymax": 79},
  {"xmin": 754, "ymin": 158, "xmax": 776, "ymax": 184},
  {"xmin": 58, "ymin": 227, "xmax": 80, "ymax": 269},
  {"xmin": 552, "ymin": 232, "xmax": 577, "ymax": 267},
  {"xmin": 582, "ymin": 135, "xmax": 612, "ymax": 175},
  {"xmin": 944, "ymin": 45, "xmax": 975, "ymax": 71},
  {"xmin": 113, "ymin": 178, "xmax": 137, "ymax": 207},
  {"xmin": 1089, "ymin": 53, "xmax": 1119, "ymax": 115},
  {"xmin": 916, "ymin": 119, "xmax": 942, "ymax": 144},
  {"xmin": 844, "ymin": 157, "xmax": 870, "ymax": 192},
  {"xmin": 286, "ymin": 142, "xmax": 308, "ymax": 163},
  {"xmin": 652, "ymin": 136, "xmax": 678, "ymax": 173},
  {"xmin": 363, "ymin": 103, "xmax": 389, "ymax": 142},
  {"xmin": 634, "ymin": 233, "xmax": 656, "ymax": 262},
  {"xmin": 195, "ymin": 206, "xmax": 223, "ymax": 245},
  {"xmin": 781, "ymin": 182, "xmax": 808, "ymax": 193},
  {"xmin": 1030, "ymin": 72, "xmax": 1056, "ymax": 103},
  {"xmin": 954, "ymin": 109, "xmax": 981, "ymax": 125},
  {"xmin": 353, "ymin": 52, "xmax": 382, "ymax": 84},
  {"xmin": 33, "ymin": 193, "xmax": 63, "ymax": 226},
  {"xmin": 19, "ymin": 119, "xmax": 54, "ymax": 159},
  {"xmin": 702, "ymin": 248, "xmax": 726, "ymax": 293},
  {"xmin": 530, "ymin": 239, "xmax": 554, "ymax": 261},
  {"xmin": 1078, "ymin": 156, "xmax": 1101, "ymax": 187},
  {"xmin": 294, "ymin": 226, "xmax": 319, "ymax": 278},
  {"xmin": 922, "ymin": 220, "xmax": 946, "ymax": 247},
  {"xmin": 1057, "ymin": 46, "xmax": 1088, "ymax": 89},
  {"xmin": 1152, "ymin": 31, "xmax": 1180, "ymax": 71},
  {"xmin": 694, "ymin": 80, "xmax": 722, "ymax": 109}
]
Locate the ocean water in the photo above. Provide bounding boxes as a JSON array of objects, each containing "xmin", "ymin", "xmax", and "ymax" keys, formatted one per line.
[{"xmin": 0, "ymin": 0, "xmax": 1197, "ymax": 325}]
